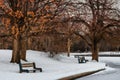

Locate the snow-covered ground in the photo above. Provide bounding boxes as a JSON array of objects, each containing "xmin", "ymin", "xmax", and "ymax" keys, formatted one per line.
[
  {"xmin": 76, "ymin": 52, "xmax": 120, "ymax": 80},
  {"xmin": 0, "ymin": 50, "xmax": 106, "ymax": 80}
]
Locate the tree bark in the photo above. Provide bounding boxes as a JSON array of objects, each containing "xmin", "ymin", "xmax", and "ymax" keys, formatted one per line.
[
  {"xmin": 27, "ymin": 37, "xmax": 32, "ymax": 49},
  {"xmin": 67, "ymin": 38, "xmax": 71, "ymax": 57},
  {"xmin": 11, "ymin": 37, "xmax": 27, "ymax": 63},
  {"xmin": 20, "ymin": 39, "xmax": 27, "ymax": 61},
  {"xmin": 91, "ymin": 42, "xmax": 99, "ymax": 61},
  {"xmin": 10, "ymin": 38, "xmax": 21, "ymax": 63}
]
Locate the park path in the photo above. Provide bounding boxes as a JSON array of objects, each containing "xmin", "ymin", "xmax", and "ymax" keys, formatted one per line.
[{"xmin": 76, "ymin": 59, "xmax": 120, "ymax": 80}]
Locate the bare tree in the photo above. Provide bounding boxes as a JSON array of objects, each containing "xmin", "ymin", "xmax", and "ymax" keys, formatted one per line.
[{"xmin": 69, "ymin": 0, "xmax": 120, "ymax": 61}]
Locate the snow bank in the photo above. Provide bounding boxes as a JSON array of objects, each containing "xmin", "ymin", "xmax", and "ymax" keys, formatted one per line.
[{"xmin": 0, "ymin": 50, "xmax": 106, "ymax": 80}]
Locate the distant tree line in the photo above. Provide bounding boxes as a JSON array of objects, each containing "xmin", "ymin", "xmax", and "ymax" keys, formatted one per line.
[{"xmin": 0, "ymin": 35, "xmax": 119, "ymax": 52}]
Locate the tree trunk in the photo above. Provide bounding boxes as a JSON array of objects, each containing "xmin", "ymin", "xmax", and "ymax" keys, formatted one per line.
[
  {"xmin": 27, "ymin": 37, "xmax": 32, "ymax": 49},
  {"xmin": 10, "ymin": 38, "xmax": 21, "ymax": 63},
  {"xmin": 91, "ymin": 43, "xmax": 99, "ymax": 61},
  {"xmin": 67, "ymin": 38, "xmax": 71, "ymax": 57},
  {"xmin": 20, "ymin": 39, "xmax": 27, "ymax": 61},
  {"xmin": 11, "ymin": 37, "xmax": 27, "ymax": 63}
]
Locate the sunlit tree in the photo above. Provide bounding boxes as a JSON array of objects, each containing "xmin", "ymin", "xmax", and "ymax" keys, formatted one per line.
[{"xmin": 0, "ymin": 0, "xmax": 69, "ymax": 63}]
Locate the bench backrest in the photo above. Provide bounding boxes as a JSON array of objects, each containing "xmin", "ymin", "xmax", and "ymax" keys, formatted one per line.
[
  {"xmin": 74, "ymin": 55, "xmax": 84, "ymax": 58},
  {"xmin": 22, "ymin": 63, "xmax": 34, "ymax": 67},
  {"xmin": 19, "ymin": 62, "xmax": 35, "ymax": 70}
]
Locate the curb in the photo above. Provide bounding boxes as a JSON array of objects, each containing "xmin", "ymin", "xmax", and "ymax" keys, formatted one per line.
[{"xmin": 58, "ymin": 68, "xmax": 105, "ymax": 80}]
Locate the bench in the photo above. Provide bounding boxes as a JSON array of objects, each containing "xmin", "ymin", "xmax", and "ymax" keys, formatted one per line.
[
  {"xmin": 74, "ymin": 55, "xmax": 88, "ymax": 63},
  {"xmin": 19, "ymin": 62, "xmax": 42, "ymax": 73}
]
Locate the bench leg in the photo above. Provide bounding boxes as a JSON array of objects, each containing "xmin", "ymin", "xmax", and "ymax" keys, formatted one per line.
[
  {"xmin": 40, "ymin": 68, "xmax": 42, "ymax": 72},
  {"xmin": 33, "ymin": 70, "xmax": 36, "ymax": 72},
  {"xmin": 78, "ymin": 58, "xmax": 81, "ymax": 63},
  {"xmin": 34, "ymin": 68, "xmax": 42, "ymax": 72}
]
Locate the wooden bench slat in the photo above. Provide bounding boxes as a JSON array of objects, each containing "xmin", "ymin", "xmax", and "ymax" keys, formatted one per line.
[{"xmin": 22, "ymin": 63, "xmax": 34, "ymax": 67}]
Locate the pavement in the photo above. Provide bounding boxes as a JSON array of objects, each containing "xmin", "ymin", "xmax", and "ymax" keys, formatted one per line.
[{"xmin": 58, "ymin": 68, "xmax": 105, "ymax": 80}]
